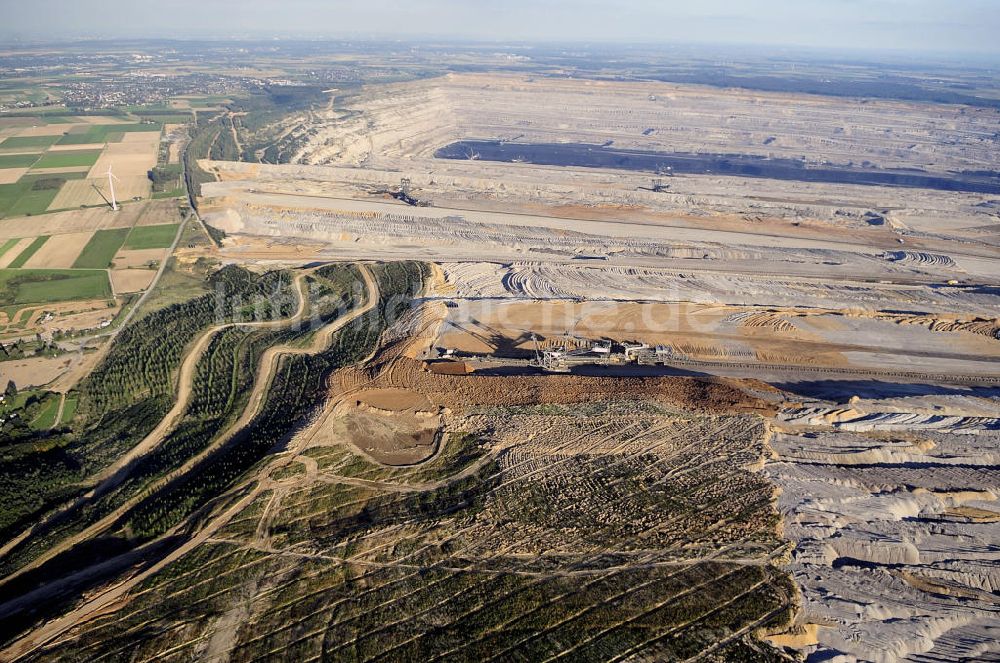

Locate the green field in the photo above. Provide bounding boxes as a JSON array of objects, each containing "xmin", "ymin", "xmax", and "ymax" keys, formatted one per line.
[
  {"xmin": 187, "ymin": 96, "xmax": 232, "ymax": 108},
  {"xmin": 0, "ymin": 389, "xmax": 62, "ymax": 431},
  {"xmin": 125, "ymin": 105, "xmax": 192, "ymax": 117},
  {"xmin": 0, "ymin": 110, "xmax": 76, "ymax": 121},
  {"xmin": 0, "ymin": 184, "xmax": 25, "ymax": 212},
  {"xmin": 7, "ymin": 236, "xmax": 49, "ymax": 268},
  {"xmin": 0, "ymin": 136, "xmax": 59, "ymax": 149},
  {"xmin": 59, "ymin": 395, "xmax": 78, "ymax": 425},
  {"xmin": 131, "ymin": 112, "xmax": 192, "ymax": 124},
  {"xmin": 56, "ymin": 123, "xmax": 161, "ymax": 145},
  {"xmin": 0, "ymin": 390, "xmax": 38, "ymax": 413},
  {"xmin": 0, "ymin": 269, "xmax": 112, "ymax": 305},
  {"xmin": 21, "ymin": 114, "xmax": 73, "ymax": 122},
  {"xmin": 0, "ymin": 154, "xmax": 39, "ymax": 169},
  {"xmin": 124, "ymin": 224, "xmax": 178, "ymax": 250},
  {"xmin": 73, "ymin": 228, "xmax": 130, "ymax": 268},
  {"xmin": 24, "ymin": 173, "xmax": 75, "ymax": 186},
  {"xmin": 0, "ymin": 172, "xmax": 87, "ymax": 218},
  {"xmin": 125, "ymin": 103, "xmax": 175, "ymax": 112},
  {"xmin": 30, "ymin": 395, "xmax": 60, "ymax": 430},
  {"xmin": 151, "ymin": 190, "xmax": 185, "ymax": 199},
  {"xmin": 7, "ymin": 188, "xmax": 58, "ymax": 217},
  {"xmin": 32, "ymin": 150, "xmax": 101, "ymax": 169}
]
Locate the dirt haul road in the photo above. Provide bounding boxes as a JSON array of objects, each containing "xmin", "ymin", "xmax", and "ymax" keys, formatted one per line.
[
  {"xmin": 0, "ymin": 218, "xmax": 201, "ymax": 557},
  {"xmin": 0, "ymin": 266, "xmax": 378, "ymax": 643}
]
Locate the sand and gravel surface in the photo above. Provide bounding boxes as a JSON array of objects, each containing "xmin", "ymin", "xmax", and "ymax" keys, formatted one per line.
[
  {"xmin": 0, "ymin": 206, "xmax": 131, "ymax": 240},
  {"xmin": 765, "ymin": 420, "xmax": 999, "ymax": 662},
  {"xmin": 0, "ymin": 355, "xmax": 72, "ymax": 389},
  {"xmin": 111, "ymin": 248, "xmax": 167, "ymax": 268},
  {"xmin": 109, "ymin": 269, "xmax": 156, "ymax": 294}
]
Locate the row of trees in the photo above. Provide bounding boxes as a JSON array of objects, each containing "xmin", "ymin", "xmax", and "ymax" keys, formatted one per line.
[
  {"xmin": 1, "ymin": 336, "xmax": 62, "ymax": 361},
  {"xmin": 0, "ymin": 266, "xmax": 297, "ymax": 565},
  {"xmin": 123, "ymin": 262, "xmax": 429, "ymax": 539}
]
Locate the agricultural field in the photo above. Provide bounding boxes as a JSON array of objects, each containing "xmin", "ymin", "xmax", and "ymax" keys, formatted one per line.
[
  {"xmin": 0, "ymin": 173, "xmax": 87, "ymax": 218},
  {"xmin": 148, "ymin": 163, "xmax": 184, "ymax": 198},
  {"xmin": 26, "ymin": 394, "xmax": 60, "ymax": 430},
  {"xmin": 0, "ymin": 239, "xmax": 20, "ymax": 260},
  {"xmin": 122, "ymin": 223, "xmax": 178, "ymax": 250},
  {"xmin": 58, "ymin": 395, "xmax": 77, "ymax": 425},
  {"xmin": 4, "ymin": 185, "xmax": 62, "ymax": 218},
  {"xmin": 55, "ymin": 122, "xmax": 161, "ymax": 146},
  {"xmin": 0, "ymin": 355, "xmax": 77, "ymax": 391},
  {"xmin": 0, "ymin": 136, "xmax": 59, "ymax": 150},
  {"xmin": 173, "ymin": 95, "xmax": 233, "ymax": 110},
  {"xmin": 0, "ymin": 155, "xmax": 39, "ymax": 169},
  {"xmin": 5, "ymin": 237, "xmax": 49, "ymax": 269},
  {"xmin": 0, "ymin": 116, "xmax": 173, "ymax": 219},
  {"xmin": 0, "ymin": 269, "xmax": 112, "ymax": 305},
  {"xmin": 0, "ymin": 199, "xmax": 186, "ymax": 347},
  {"xmin": 0, "ymin": 390, "xmax": 63, "ymax": 432},
  {"xmin": 108, "ymin": 269, "xmax": 155, "ymax": 293},
  {"xmin": 32, "ymin": 150, "xmax": 101, "ymax": 170},
  {"xmin": 72, "ymin": 228, "xmax": 130, "ymax": 269},
  {"xmin": 21, "ymin": 231, "xmax": 93, "ymax": 269},
  {"xmin": 0, "ymin": 82, "xmax": 60, "ymax": 110}
]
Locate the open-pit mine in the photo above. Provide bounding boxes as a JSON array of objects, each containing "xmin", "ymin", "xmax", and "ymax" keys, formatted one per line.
[
  {"xmin": 191, "ymin": 72, "xmax": 1000, "ymax": 662},
  {"xmin": 2, "ymin": 65, "xmax": 998, "ymax": 663}
]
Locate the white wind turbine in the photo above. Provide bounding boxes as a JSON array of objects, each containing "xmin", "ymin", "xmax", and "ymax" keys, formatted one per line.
[{"xmin": 106, "ymin": 165, "xmax": 120, "ymax": 211}]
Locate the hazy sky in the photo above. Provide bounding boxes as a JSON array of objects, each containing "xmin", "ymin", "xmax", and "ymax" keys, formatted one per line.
[{"xmin": 3, "ymin": 0, "xmax": 999, "ymax": 57}]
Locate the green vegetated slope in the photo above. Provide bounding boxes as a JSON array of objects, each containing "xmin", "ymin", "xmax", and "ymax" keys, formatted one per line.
[
  {"xmin": 228, "ymin": 85, "xmax": 331, "ymax": 163},
  {"xmin": 0, "ymin": 262, "xmax": 429, "ymax": 646},
  {"xmin": 183, "ymin": 114, "xmax": 225, "ymax": 197},
  {"xmin": 122, "ymin": 262, "xmax": 425, "ymax": 538},
  {"xmin": 72, "ymin": 228, "xmax": 130, "ymax": 269},
  {"xmin": 106, "ymin": 267, "xmax": 367, "ymax": 540},
  {"xmin": 0, "ymin": 266, "xmax": 300, "ymax": 560},
  {"xmin": 21, "ymin": 402, "xmax": 796, "ymax": 662},
  {"xmin": 0, "ymin": 264, "xmax": 378, "ymax": 567}
]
